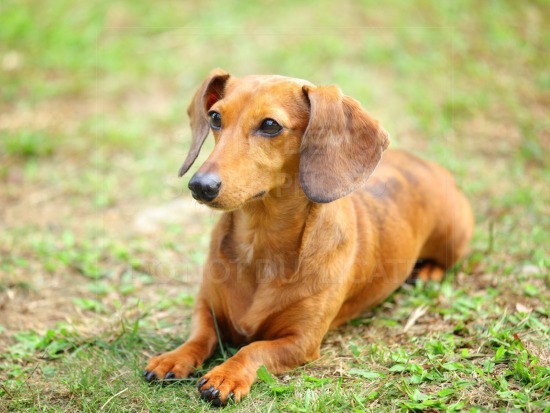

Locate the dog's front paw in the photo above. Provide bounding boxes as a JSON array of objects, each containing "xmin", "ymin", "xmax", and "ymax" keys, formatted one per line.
[
  {"xmin": 144, "ymin": 349, "xmax": 198, "ymax": 383},
  {"xmin": 197, "ymin": 364, "xmax": 254, "ymax": 406}
]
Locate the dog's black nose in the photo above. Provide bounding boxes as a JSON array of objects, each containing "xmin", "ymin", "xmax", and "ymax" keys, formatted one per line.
[{"xmin": 188, "ymin": 173, "xmax": 222, "ymax": 202}]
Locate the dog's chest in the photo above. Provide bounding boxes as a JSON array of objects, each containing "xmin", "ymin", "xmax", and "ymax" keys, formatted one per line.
[
  {"xmin": 222, "ymin": 260, "xmax": 297, "ymax": 341},
  {"xmin": 215, "ymin": 216, "xmax": 303, "ymax": 340}
]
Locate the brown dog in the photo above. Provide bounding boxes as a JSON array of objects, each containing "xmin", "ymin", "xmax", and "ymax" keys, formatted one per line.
[{"xmin": 144, "ymin": 69, "xmax": 474, "ymax": 406}]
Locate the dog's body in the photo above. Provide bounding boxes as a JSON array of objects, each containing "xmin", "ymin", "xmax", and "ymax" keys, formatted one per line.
[{"xmin": 145, "ymin": 70, "xmax": 474, "ymax": 405}]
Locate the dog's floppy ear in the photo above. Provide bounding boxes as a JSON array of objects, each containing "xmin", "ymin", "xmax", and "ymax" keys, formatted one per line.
[
  {"xmin": 178, "ymin": 68, "xmax": 230, "ymax": 177},
  {"xmin": 300, "ymin": 85, "xmax": 390, "ymax": 203}
]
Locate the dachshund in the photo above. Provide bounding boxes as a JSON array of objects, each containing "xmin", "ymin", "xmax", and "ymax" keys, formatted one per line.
[{"xmin": 144, "ymin": 68, "xmax": 474, "ymax": 406}]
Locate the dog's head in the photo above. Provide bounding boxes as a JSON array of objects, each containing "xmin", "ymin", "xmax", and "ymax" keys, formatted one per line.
[{"xmin": 180, "ymin": 68, "xmax": 389, "ymax": 210}]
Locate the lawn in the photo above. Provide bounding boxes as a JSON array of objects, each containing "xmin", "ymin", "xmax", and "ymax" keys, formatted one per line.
[{"xmin": 1, "ymin": 0, "xmax": 549, "ymax": 412}]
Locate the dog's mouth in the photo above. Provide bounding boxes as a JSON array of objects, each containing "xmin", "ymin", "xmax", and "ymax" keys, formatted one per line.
[
  {"xmin": 252, "ymin": 191, "xmax": 267, "ymax": 200},
  {"xmin": 197, "ymin": 190, "xmax": 268, "ymax": 211},
  {"xmin": 199, "ymin": 191, "xmax": 267, "ymax": 211},
  {"xmin": 203, "ymin": 201, "xmax": 224, "ymax": 209}
]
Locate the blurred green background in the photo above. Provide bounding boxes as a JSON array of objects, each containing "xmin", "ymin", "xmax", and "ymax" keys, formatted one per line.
[{"xmin": 1, "ymin": 1, "xmax": 548, "ymax": 412}]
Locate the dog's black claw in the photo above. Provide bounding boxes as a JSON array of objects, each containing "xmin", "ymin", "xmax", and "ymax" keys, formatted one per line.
[
  {"xmin": 228, "ymin": 392, "xmax": 234, "ymax": 402},
  {"xmin": 201, "ymin": 385, "xmax": 215, "ymax": 400},
  {"xmin": 197, "ymin": 378, "xmax": 207, "ymax": 389},
  {"xmin": 143, "ymin": 370, "xmax": 148, "ymax": 377},
  {"xmin": 211, "ymin": 397, "xmax": 223, "ymax": 407},
  {"xmin": 164, "ymin": 371, "xmax": 176, "ymax": 380},
  {"xmin": 145, "ymin": 371, "xmax": 157, "ymax": 382},
  {"xmin": 211, "ymin": 389, "xmax": 220, "ymax": 398}
]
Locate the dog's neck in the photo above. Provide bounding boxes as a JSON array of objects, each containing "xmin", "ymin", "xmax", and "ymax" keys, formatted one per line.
[{"xmin": 231, "ymin": 185, "xmax": 313, "ymax": 269}]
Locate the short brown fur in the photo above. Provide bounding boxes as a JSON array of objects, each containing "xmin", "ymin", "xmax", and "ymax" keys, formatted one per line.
[{"xmin": 145, "ymin": 69, "xmax": 474, "ymax": 405}]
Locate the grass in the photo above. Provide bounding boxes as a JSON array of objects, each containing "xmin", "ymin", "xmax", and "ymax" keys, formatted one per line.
[{"xmin": 1, "ymin": 0, "xmax": 549, "ymax": 412}]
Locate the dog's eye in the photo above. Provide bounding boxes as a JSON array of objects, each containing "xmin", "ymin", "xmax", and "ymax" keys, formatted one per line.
[
  {"xmin": 259, "ymin": 118, "xmax": 283, "ymax": 136},
  {"xmin": 208, "ymin": 111, "xmax": 222, "ymax": 130}
]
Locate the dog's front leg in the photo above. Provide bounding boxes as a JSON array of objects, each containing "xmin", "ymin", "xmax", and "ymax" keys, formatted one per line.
[
  {"xmin": 197, "ymin": 294, "xmax": 337, "ymax": 406},
  {"xmin": 197, "ymin": 336, "xmax": 317, "ymax": 406},
  {"xmin": 144, "ymin": 295, "xmax": 218, "ymax": 381}
]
